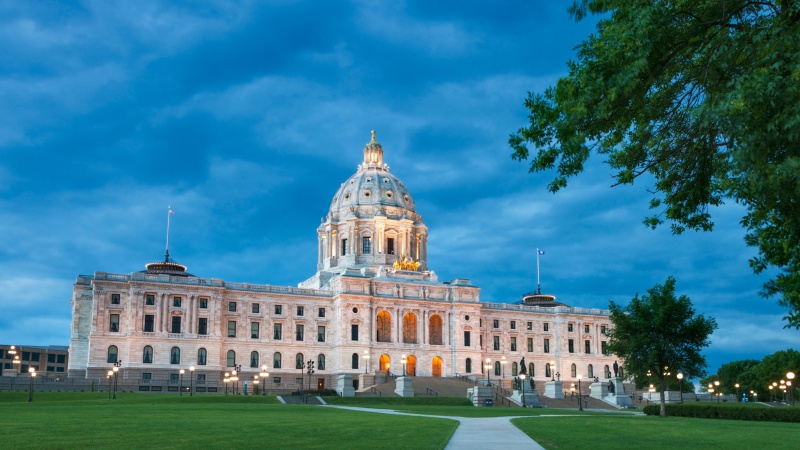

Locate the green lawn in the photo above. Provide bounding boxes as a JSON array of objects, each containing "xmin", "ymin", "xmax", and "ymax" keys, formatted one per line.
[
  {"xmin": 512, "ymin": 415, "xmax": 800, "ymax": 449},
  {"xmin": 0, "ymin": 393, "xmax": 457, "ymax": 449}
]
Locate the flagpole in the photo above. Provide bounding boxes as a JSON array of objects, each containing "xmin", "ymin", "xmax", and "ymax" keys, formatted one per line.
[
  {"xmin": 165, "ymin": 206, "xmax": 172, "ymax": 261},
  {"xmin": 536, "ymin": 247, "xmax": 541, "ymax": 294}
]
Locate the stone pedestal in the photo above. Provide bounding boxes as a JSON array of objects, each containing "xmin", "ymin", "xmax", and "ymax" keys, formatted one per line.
[
  {"xmin": 358, "ymin": 374, "xmax": 375, "ymax": 391},
  {"xmin": 544, "ymin": 380, "xmax": 564, "ymax": 399},
  {"xmin": 469, "ymin": 385, "xmax": 496, "ymax": 406},
  {"xmin": 590, "ymin": 382, "xmax": 609, "ymax": 399},
  {"xmin": 606, "ymin": 377, "xmax": 632, "ymax": 407},
  {"xmin": 511, "ymin": 389, "xmax": 544, "ymax": 407},
  {"xmin": 394, "ymin": 376, "xmax": 414, "ymax": 397},
  {"xmin": 336, "ymin": 374, "xmax": 354, "ymax": 397}
]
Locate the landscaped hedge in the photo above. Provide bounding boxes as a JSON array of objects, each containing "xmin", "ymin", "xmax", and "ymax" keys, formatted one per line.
[{"xmin": 643, "ymin": 403, "xmax": 800, "ymax": 422}]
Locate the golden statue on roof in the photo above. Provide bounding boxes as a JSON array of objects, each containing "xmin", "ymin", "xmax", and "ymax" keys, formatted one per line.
[{"xmin": 393, "ymin": 253, "xmax": 421, "ymax": 271}]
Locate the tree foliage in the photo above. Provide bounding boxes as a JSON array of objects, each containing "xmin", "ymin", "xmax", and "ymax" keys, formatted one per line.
[
  {"xmin": 607, "ymin": 277, "xmax": 717, "ymax": 416},
  {"xmin": 510, "ymin": 0, "xmax": 800, "ymax": 327},
  {"xmin": 704, "ymin": 349, "xmax": 800, "ymax": 401}
]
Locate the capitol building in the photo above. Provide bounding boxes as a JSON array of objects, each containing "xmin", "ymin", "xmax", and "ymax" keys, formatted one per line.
[{"xmin": 68, "ymin": 133, "xmax": 617, "ymax": 393}]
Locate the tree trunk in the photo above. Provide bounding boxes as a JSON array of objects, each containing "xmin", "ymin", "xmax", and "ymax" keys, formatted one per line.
[{"xmin": 659, "ymin": 376, "xmax": 667, "ymax": 417}]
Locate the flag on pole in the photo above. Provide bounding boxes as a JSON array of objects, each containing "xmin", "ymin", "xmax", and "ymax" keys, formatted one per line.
[
  {"xmin": 538, "ymin": 249, "xmax": 544, "ymax": 255},
  {"xmin": 169, "ymin": 206, "xmax": 174, "ymax": 214}
]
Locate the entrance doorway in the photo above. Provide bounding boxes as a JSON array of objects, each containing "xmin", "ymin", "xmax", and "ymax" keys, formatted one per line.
[
  {"xmin": 379, "ymin": 354, "xmax": 391, "ymax": 373},
  {"xmin": 406, "ymin": 355, "xmax": 417, "ymax": 376},
  {"xmin": 318, "ymin": 378, "xmax": 325, "ymax": 390},
  {"xmin": 432, "ymin": 356, "xmax": 442, "ymax": 377}
]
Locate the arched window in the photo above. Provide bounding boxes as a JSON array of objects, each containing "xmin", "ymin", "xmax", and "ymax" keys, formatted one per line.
[
  {"xmin": 273, "ymin": 352, "xmax": 282, "ymax": 369},
  {"xmin": 352, "ymin": 353, "xmax": 359, "ymax": 369},
  {"xmin": 429, "ymin": 314, "xmax": 443, "ymax": 345},
  {"xmin": 529, "ymin": 363, "xmax": 535, "ymax": 376},
  {"xmin": 465, "ymin": 358, "xmax": 472, "ymax": 373},
  {"xmin": 588, "ymin": 364, "xmax": 594, "ymax": 378},
  {"xmin": 250, "ymin": 351, "xmax": 259, "ymax": 368},
  {"xmin": 197, "ymin": 348, "xmax": 207, "ymax": 366},
  {"xmin": 170, "ymin": 347, "xmax": 181, "ymax": 365},
  {"xmin": 376, "ymin": 311, "xmax": 391, "ymax": 342},
  {"xmin": 604, "ymin": 364, "xmax": 611, "ymax": 378},
  {"xmin": 107, "ymin": 345, "xmax": 118, "ymax": 364},
  {"xmin": 512, "ymin": 362, "xmax": 518, "ymax": 377},
  {"xmin": 318, "ymin": 354, "xmax": 326, "ymax": 370},
  {"xmin": 403, "ymin": 313, "xmax": 418, "ymax": 344},
  {"xmin": 571, "ymin": 363, "xmax": 577, "ymax": 378},
  {"xmin": 545, "ymin": 363, "xmax": 552, "ymax": 378},
  {"xmin": 142, "ymin": 346, "xmax": 153, "ymax": 364},
  {"xmin": 494, "ymin": 361, "xmax": 501, "ymax": 376},
  {"xmin": 226, "ymin": 350, "xmax": 236, "ymax": 367},
  {"xmin": 296, "ymin": 353, "xmax": 304, "ymax": 369}
]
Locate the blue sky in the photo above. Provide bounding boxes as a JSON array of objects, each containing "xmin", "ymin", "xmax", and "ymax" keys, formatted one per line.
[{"xmin": 1, "ymin": 0, "xmax": 795, "ymax": 376}]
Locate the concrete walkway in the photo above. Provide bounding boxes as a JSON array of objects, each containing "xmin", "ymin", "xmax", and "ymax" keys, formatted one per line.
[{"xmin": 324, "ymin": 405, "xmax": 545, "ymax": 449}]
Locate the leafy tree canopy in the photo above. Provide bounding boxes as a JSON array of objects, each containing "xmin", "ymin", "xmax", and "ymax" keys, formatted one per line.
[
  {"xmin": 510, "ymin": 0, "xmax": 800, "ymax": 327},
  {"xmin": 607, "ymin": 277, "xmax": 717, "ymax": 416},
  {"xmin": 702, "ymin": 349, "xmax": 800, "ymax": 401}
]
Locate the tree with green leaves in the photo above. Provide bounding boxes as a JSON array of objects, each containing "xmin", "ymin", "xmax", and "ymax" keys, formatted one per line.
[
  {"xmin": 510, "ymin": 0, "xmax": 800, "ymax": 327},
  {"xmin": 703, "ymin": 350, "xmax": 800, "ymax": 401},
  {"xmin": 607, "ymin": 277, "xmax": 717, "ymax": 416}
]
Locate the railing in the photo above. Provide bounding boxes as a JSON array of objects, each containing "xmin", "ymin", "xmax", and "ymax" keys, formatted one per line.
[
  {"xmin": 481, "ymin": 302, "xmax": 610, "ymax": 316},
  {"xmin": 369, "ymin": 386, "xmax": 382, "ymax": 397},
  {"xmin": 426, "ymin": 388, "xmax": 438, "ymax": 397}
]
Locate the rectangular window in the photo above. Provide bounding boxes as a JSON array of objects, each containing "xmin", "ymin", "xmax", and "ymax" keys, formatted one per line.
[
  {"xmin": 510, "ymin": 321, "xmax": 516, "ymax": 330},
  {"xmin": 601, "ymin": 341, "xmax": 608, "ymax": 355},
  {"xmin": 464, "ymin": 331, "xmax": 471, "ymax": 347},
  {"xmin": 527, "ymin": 337, "xmax": 533, "ymax": 352},
  {"xmin": 493, "ymin": 335, "xmax": 500, "ymax": 351},
  {"xmin": 252, "ymin": 303, "xmax": 260, "ymax": 314},
  {"xmin": 198, "ymin": 318, "xmax": 208, "ymax": 335},
  {"xmin": 362, "ymin": 236, "xmax": 371, "ymax": 254},
  {"xmin": 173, "ymin": 297, "xmax": 182, "ymax": 307},
  {"xmin": 297, "ymin": 306, "xmax": 304, "ymax": 316},
  {"xmin": 145, "ymin": 294, "xmax": 155, "ymax": 305},
  {"xmin": 585, "ymin": 340, "xmax": 591, "ymax": 353},
  {"xmin": 47, "ymin": 366, "xmax": 55, "ymax": 372},
  {"xmin": 318, "ymin": 326, "xmax": 326, "ymax": 342},
  {"xmin": 31, "ymin": 353, "xmax": 40, "ymax": 362},
  {"xmin": 56, "ymin": 367, "xmax": 65, "ymax": 372},
  {"xmin": 585, "ymin": 324, "xmax": 590, "ymax": 334},
  {"xmin": 144, "ymin": 315, "xmax": 155, "ymax": 332},
  {"xmin": 568, "ymin": 339, "xmax": 575, "ymax": 353},
  {"xmin": 387, "ymin": 237, "xmax": 395, "ymax": 255},
  {"xmin": 275, "ymin": 304, "xmax": 283, "ymax": 315},
  {"xmin": 341, "ymin": 239, "xmax": 348, "ymax": 256},
  {"xmin": 296, "ymin": 324, "xmax": 304, "ymax": 341},
  {"xmin": 480, "ymin": 335, "xmax": 483, "ymax": 349},
  {"xmin": 543, "ymin": 323, "xmax": 549, "ymax": 332},
  {"xmin": 57, "ymin": 354, "xmax": 65, "ymax": 364},
  {"xmin": 273, "ymin": 323, "xmax": 283, "ymax": 340},
  {"xmin": 142, "ymin": 373, "xmax": 152, "ymax": 381},
  {"xmin": 47, "ymin": 354, "xmax": 56, "ymax": 363},
  {"xmin": 171, "ymin": 316, "xmax": 181, "ymax": 333},
  {"xmin": 251, "ymin": 322, "xmax": 260, "ymax": 339},
  {"xmin": 109, "ymin": 314, "xmax": 120, "ymax": 332},
  {"xmin": 227, "ymin": 321, "xmax": 236, "ymax": 338},
  {"xmin": 568, "ymin": 323, "xmax": 574, "ymax": 332},
  {"xmin": 22, "ymin": 352, "xmax": 30, "ymax": 361},
  {"xmin": 527, "ymin": 321, "xmax": 533, "ymax": 331},
  {"xmin": 318, "ymin": 308, "xmax": 325, "ymax": 318},
  {"xmin": 510, "ymin": 337, "xmax": 517, "ymax": 351},
  {"xmin": 351, "ymin": 324, "xmax": 358, "ymax": 341},
  {"xmin": 199, "ymin": 298, "xmax": 208, "ymax": 309},
  {"xmin": 544, "ymin": 338, "xmax": 550, "ymax": 353},
  {"xmin": 111, "ymin": 294, "xmax": 120, "ymax": 305},
  {"xmin": 493, "ymin": 319, "xmax": 499, "ymax": 329},
  {"xmin": 229, "ymin": 302, "xmax": 237, "ymax": 312},
  {"xmin": 601, "ymin": 326, "xmax": 607, "ymax": 335},
  {"xmin": 273, "ymin": 377, "xmax": 281, "ymax": 384},
  {"xmin": 170, "ymin": 373, "xmax": 179, "ymax": 382}
]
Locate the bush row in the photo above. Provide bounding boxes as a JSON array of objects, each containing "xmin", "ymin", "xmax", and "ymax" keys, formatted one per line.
[{"xmin": 643, "ymin": 403, "xmax": 800, "ymax": 422}]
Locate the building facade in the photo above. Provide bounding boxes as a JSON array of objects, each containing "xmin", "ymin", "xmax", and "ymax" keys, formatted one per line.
[
  {"xmin": 68, "ymin": 133, "xmax": 617, "ymax": 392},
  {"xmin": 1, "ymin": 344, "xmax": 69, "ymax": 378}
]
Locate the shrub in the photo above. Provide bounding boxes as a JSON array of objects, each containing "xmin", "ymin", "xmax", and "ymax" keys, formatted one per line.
[{"xmin": 643, "ymin": 403, "xmax": 800, "ymax": 422}]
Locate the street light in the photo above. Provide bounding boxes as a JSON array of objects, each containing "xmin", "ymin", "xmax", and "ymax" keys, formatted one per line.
[
  {"xmin": 224, "ymin": 373, "xmax": 230, "ymax": 395},
  {"xmin": 401, "ymin": 354, "xmax": 407, "ymax": 377},
  {"xmin": 484, "ymin": 358, "xmax": 492, "ymax": 386},
  {"xmin": 253, "ymin": 375, "xmax": 259, "ymax": 395},
  {"xmin": 107, "ymin": 371, "xmax": 113, "ymax": 400},
  {"xmin": 735, "ymin": 383, "xmax": 740, "ymax": 403},
  {"xmin": 112, "ymin": 361, "xmax": 122, "ymax": 400},
  {"xmin": 768, "ymin": 384, "xmax": 774, "ymax": 402},
  {"xmin": 714, "ymin": 380, "xmax": 720, "ymax": 403},
  {"xmin": 8, "ymin": 346, "xmax": 18, "ymax": 374},
  {"xmin": 577, "ymin": 374, "xmax": 583, "ymax": 411},
  {"xmin": 231, "ymin": 367, "xmax": 240, "ymax": 395},
  {"xmin": 260, "ymin": 365, "xmax": 269, "ymax": 396},
  {"xmin": 27, "ymin": 367, "xmax": 36, "ymax": 402},
  {"xmin": 362, "ymin": 351, "xmax": 370, "ymax": 374},
  {"xmin": 677, "ymin": 373, "xmax": 684, "ymax": 404},
  {"xmin": 787, "ymin": 371, "xmax": 795, "ymax": 406},
  {"xmin": 500, "ymin": 356, "xmax": 507, "ymax": 381},
  {"xmin": 189, "ymin": 366, "xmax": 195, "ymax": 397},
  {"xmin": 519, "ymin": 373, "xmax": 527, "ymax": 408}
]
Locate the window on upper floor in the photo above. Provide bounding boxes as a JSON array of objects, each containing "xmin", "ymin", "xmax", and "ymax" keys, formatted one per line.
[
  {"xmin": 543, "ymin": 338, "xmax": 550, "ymax": 353},
  {"xmin": 568, "ymin": 339, "xmax": 575, "ymax": 353},
  {"xmin": 197, "ymin": 318, "xmax": 207, "ymax": 335},
  {"xmin": 145, "ymin": 294, "xmax": 155, "ymax": 306},
  {"xmin": 317, "ymin": 326, "xmax": 326, "ymax": 342},
  {"xmin": 109, "ymin": 314, "xmax": 120, "ymax": 332},
  {"xmin": 297, "ymin": 306, "xmax": 304, "ymax": 316},
  {"xmin": 510, "ymin": 337, "xmax": 517, "ymax": 351},
  {"xmin": 251, "ymin": 322, "xmax": 260, "ymax": 339},
  {"xmin": 296, "ymin": 324, "xmax": 304, "ymax": 341},
  {"xmin": 274, "ymin": 323, "xmax": 283, "ymax": 340},
  {"xmin": 568, "ymin": 323, "xmax": 574, "ymax": 332},
  {"xmin": 252, "ymin": 303, "xmax": 260, "ymax": 314},
  {"xmin": 351, "ymin": 324, "xmax": 358, "ymax": 341},
  {"xmin": 493, "ymin": 335, "xmax": 500, "ymax": 351},
  {"xmin": 173, "ymin": 297, "xmax": 182, "ymax": 307},
  {"xmin": 171, "ymin": 316, "xmax": 181, "ymax": 333},
  {"xmin": 144, "ymin": 315, "xmax": 154, "ymax": 332},
  {"xmin": 585, "ymin": 324, "xmax": 590, "ymax": 334},
  {"xmin": 111, "ymin": 294, "xmax": 120, "ymax": 305},
  {"xmin": 527, "ymin": 321, "xmax": 533, "ymax": 331},
  {"xmin": 463, "ymin": 331, "xmax": 471, "ymax": 347},
  {"xmin": 362, "ymin": 236, "xmax": 372, "ymax": 254},
  {"xmin": 543, "ymin": 323, "xmax": 549, "ymax": 332},
  {"xmin": 229, "ymin": 302, "xmax": 237, "ymax": 312},
  {"xmin": 199, "ymin": 298, "xmax": 208, "ymax": 309},
  {"xmin": 585, "ymin": 340, "xmax": 591, "ymax": 353},
  {"xmin": 227, "ymin": 321, "xmax": 236, "ymax": 338},
  {"xmin": 510, "ymin": 321, "xmax": 516, "ymax": 330},
  {"xmin": 318, "ymin": 307, "xmax": 326, "ymax": 318},
  {"xmin": 275, "ymin": 304, "xmax": 283, "ymax": 315},
  {"xmin": 493, "ymin": 319, "xmax": 499, "ymax": 328}
]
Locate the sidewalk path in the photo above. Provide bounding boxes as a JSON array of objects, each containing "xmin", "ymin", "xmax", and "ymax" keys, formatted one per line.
[{"xmin": 323, "ymin": 405, "xmax": 544, "ymax": 450}]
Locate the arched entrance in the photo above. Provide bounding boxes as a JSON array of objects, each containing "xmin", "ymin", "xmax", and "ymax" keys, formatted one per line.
[
  {"xmin": 376, "ymin": 311, "xmax": 391, "ymax": 342},
  {"xmin": 429, "ymin": 315, "xmax": 443, "ymax": 345},
  {"xmin": 379, "ymin": 354, "xmax": 391, "ymax": 373},
  {"xmin": 406, "ymin": 355, "xmax": 417, "ymax": 376},
  {"xmin": 432, "ymin": 356, "xmax": 443, "ymax": 377}
]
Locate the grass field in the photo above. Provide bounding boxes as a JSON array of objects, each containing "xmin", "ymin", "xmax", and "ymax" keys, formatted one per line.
[{"xmin": 0, "ymin": 393, "xmax": 457, "ymax": 449}]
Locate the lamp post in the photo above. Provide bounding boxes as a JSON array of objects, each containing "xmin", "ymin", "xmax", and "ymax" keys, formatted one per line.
[
  {"xmin": 231, "ymin": 367, "xmax": 240, "ymax": 395},
  {"xmin": 307, "ymin": 359, "xmax": 315, "ymax": 392},
  {"xmin": 500, "ymin": 356, "xmax": 507, "ymax": 381},
  {"xmin": 714, "ymin": 380, "xmax": 720, "ymax": 403},
  {"xmin": 107, "ymin": 371, "xmax": 113, "ymax": 399},
  {"xmin": 112, "ymin": 360, "xmax": 122, "ymax": 400},
  {"xmin": 27, "ymin": 367, "xmax": 36, "ymax": 402},
  {"xmin": 677, "ymin": 373, "xmax": 684, "ymax": 404},
  {"xmin": 401, "ymin": 354, "xmax": 407, "ymax": 377},
  {"xmin": 484, "ymin": 358, "xmax": 491, "ymax": 386},
  {"xmin": 224, "ymin": 372, "xmax": 230, "ymax": 395},
  {"xmin": 362, "ymin": 351, "xmax": 370, "ymax": 374},
  {"xmin": 780, "ymin": 380, "xmax": 786, "ymax": 403},
  {"xmin": 768, "ymin": 385, "xmax": 774, "ymax": 402},
  {"xmin": 253, "ymin": 375, "xmax": 259, "ymax": 395},
  {"xmin": 179, "ymin": 369, "xmax": 185, "ymax": 397},
  {"xmin": 260, "ymin": 365, "xmax": 269, "ymax": 396},
  {"xmin": 734, "ymin": 383, "xmax": 740, "ymax": 403},
  {"xmin": 8, "ymin": 346, "xmax": 18, "ymax": 374},
  {"xmin": 519, "ymin": 373, "xmax": 527, "ymax": 408},
  {"xmin": 550, "ymin": 360, "xmax": 555, "ymax": 381},
  {"xmin": 787, "ymin": 371, "xmax": 795, "ymax": 406},
  {"xmin": 189, "ymin": 366, "xmax": 195, "ymax": 397},
  {"xmin": 577, "ymin": 374, "xmax": 584, "ymax": 411}
]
